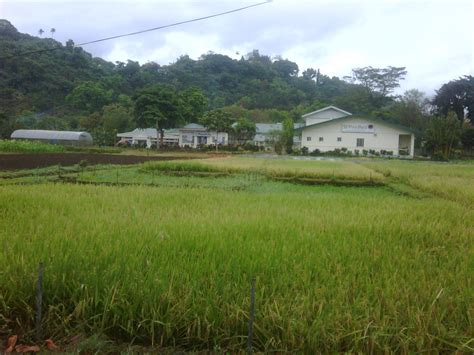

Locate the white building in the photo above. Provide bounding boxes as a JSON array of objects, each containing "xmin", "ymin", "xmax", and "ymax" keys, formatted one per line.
[
  {"xmin": 297, "ymin": 106, "xmax": 415, "ymax": 157},
  {"xmin": 117, "ymin": 123, "xmax": 228, "ymax": 148},
  {"xmin": 253, "ymin": 123, "xmax": 305, "ymax": 149}
]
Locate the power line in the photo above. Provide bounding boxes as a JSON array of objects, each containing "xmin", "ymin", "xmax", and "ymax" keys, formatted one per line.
[{"xmin": 0, "ymin": 0, "xmax": 271, "ymax": 60}]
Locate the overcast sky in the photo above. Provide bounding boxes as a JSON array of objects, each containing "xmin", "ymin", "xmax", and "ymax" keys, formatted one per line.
[{"xmin": 1, "ymin": 0, "xmax": 473, "ymax": 95}]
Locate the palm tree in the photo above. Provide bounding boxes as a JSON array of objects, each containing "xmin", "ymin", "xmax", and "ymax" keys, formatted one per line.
[
  {"xmin": 38, "ymin": 28, "xmax": 44, "ymax": 37},
  {"xmin": 50, "ymin": 28, "xmax": 56, "ymax": 37}
]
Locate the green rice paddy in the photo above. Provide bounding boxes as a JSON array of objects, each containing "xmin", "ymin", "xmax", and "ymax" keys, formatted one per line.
[{"xmin": 0, "ymin": 156, "xmax": 472, "ymax": 352}]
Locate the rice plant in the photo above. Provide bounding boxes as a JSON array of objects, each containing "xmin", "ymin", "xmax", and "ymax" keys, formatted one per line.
[{"xmin": 0, "ymin": 180, "xmax": 472, "ymax": 352}]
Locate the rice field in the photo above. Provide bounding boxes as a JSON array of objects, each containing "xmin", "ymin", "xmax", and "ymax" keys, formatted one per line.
[
  {"xmin": 0, "ymin": 156, "xmax": 472, "ymax": 352},
  {"xmin": 360, "ymin": 159, "xmax": 474, "ymax": 205}
]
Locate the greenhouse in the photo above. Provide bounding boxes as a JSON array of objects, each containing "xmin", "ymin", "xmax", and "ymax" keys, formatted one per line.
[{"xmin": 11, "ymin": 129, "xmax": 93, "ymax": 146}]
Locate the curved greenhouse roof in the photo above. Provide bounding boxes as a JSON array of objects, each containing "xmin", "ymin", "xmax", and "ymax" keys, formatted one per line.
[{"xmin": 11, "ymin": 129, "xmax": 93, "ymax": 142}]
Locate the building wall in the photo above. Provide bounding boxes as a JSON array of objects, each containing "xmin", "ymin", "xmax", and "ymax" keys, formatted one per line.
[
  {"xmin": 178, "ymin": 131, "xmax": 228, "ymax": 147},
  {"xmin": 304, "ymin": 108, "xmax": 349, "ymax": 125},
  {"xmin": 301, "ymin": 117, "xmax": 414, "ymax": 156}
]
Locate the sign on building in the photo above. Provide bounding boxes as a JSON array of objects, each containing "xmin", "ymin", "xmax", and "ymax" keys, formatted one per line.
[{"xmin": 341, "ymin": 123, "xmax": 374, "ymax": 133}]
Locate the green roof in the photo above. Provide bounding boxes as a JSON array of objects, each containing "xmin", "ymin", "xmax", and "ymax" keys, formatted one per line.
[{"xmin": 294, "ymin": 115, "xmax": 417, "ymax": 135}]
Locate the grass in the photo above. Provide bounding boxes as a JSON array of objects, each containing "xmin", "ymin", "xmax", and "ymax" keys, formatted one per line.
[
  {"xmin": 360, "ymin": 159, "xmax": 474, "ymax": 205},
  {"xmin": 0, "ymin": 156, "xmax": 472, "ymax": 352},
  {"xmin": 0, "ymin": 139, "xmax": 65, "ymax": 153}
]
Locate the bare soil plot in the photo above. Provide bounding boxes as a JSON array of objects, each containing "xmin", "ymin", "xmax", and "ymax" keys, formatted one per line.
[{"xmin": 0, "ymin": 153, "xmax": 196, "ymax": 170}]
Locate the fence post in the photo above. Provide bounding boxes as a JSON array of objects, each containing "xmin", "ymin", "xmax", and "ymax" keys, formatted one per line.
[
  {"xmin": 247, "ymin": 277, "xmax": 256, "ymax": 354},
  {"xmin": 116, "ymin": 169, "xmax": 119, "ymax": 184},
  {"xmin": 36, "ymin": 262, "xmax": 44, "ymax": 342}
]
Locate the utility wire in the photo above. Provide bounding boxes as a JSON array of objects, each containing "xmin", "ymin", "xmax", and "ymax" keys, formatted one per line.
[{"xmin": 0, "ymin": 0, "xmax": 271, "ymax": 60}]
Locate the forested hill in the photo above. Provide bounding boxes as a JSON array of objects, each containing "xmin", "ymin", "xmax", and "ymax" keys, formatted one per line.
[{"xmin": 0, "ymin": 19, "xmax": 371, "ymax": 118}]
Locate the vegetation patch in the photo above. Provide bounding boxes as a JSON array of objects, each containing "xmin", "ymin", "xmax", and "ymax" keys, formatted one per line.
[
  {"xmin": 0, "ymin": 139, "xmax": 65, "ymax": 153},
  {"xmin": 140, "ymin": 160, "xmax": 237, "ymax": 175}
]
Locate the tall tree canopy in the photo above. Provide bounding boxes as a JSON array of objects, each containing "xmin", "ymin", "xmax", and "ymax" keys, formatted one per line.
[
  {"xmin": 344, "ymin": 66, "xmax": 407, "ymax": 107},
  {"xmin": 133, "ymin": 85, "xmax": 183, "ymax": 130},
  {"xmin": 433, "ymin": 75, "xmax": 474, "ymax": 123}
]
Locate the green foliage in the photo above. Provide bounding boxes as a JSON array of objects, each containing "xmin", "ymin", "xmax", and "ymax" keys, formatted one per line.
[
  {"xmin": 424, "ymin": 112, "xmax": 462, "ymax": 159},
  {"xmin": 102, "ymin": 103, "xmax": 134, "ymax": 133},
  {"xmin": 66, "ymin": 81, "xmax": 113, "ymax": 114},
  {"xmin": 0, "ymin": 139, "xmax": 65, "ymax": 152},
  {"xmin": 282, "ymin": 118, "xmax": 294, "ymax": 154},
  {"xmin": 345, "ymin": 66, "xmax": 407, "ymax": 101},
  {"xmin": 433, "ymin": 75, "xmax": 474, "ymax": 123},
  {"xmin": 233, "ymin": 118, "xmax": 256, "ymax": 144},
  {"xmin": 179, "ymin": 87, "xmax": 208, "ymax": 122},
  {"xmin": 133, "ymin": 85, "xmax": 182, "ymax": 130},
  {"xmin": 199, "ymin": 109, "xmax": 235, "ymax": 133},
  {"xmin": 460, "ymin": 127, "xmax": 474, "ymax": 151},
  {"xmin": 141, "ymin": 161, "xmax": 227, "ymax": 174}
]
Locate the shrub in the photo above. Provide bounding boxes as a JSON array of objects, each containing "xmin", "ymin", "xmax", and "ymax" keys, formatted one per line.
[
  {"xmin": 301, "ymin": 146, "xmax": 309, "ymax": 155},
  {"xmin": 310, "ymin": 148, "xmax": 321, "ymax": 156},
  {"xmin": 354, "ymin": 149, "xmax": 360, "ymax": 156},
  {"xmin": 363, "ymin": 150, "xmax": 368, "ymax": 156}
]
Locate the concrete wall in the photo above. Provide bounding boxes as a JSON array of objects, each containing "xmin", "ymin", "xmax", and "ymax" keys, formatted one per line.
[{"xmin": 300, "ymin": 117, "xmax": 414, "ymax": 156}]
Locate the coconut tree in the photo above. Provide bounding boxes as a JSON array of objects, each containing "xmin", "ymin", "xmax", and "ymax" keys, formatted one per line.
[
  {"xmin": 38, "ymin": 28, "xmax": 44, "ymax": 37},
  {"xmin": 50, "ymin": 28, "xmax": 56, "ymax": 37}
]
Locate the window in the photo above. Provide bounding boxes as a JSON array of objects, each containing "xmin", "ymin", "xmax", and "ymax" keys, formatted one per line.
[
  {"xmin": 306, "ymin": 136, "xmax": 311, "ymax": 141},
  {"xmin": 356, "ymin": 138, "xmax": 364, "ymax": 147},
  {"xmin": 337, "ymin": 137, "xmax": 342, "ymax": 142},
  {"xmin": 319, "ymin": 137, "xmax": 324, "ymax": 142}
]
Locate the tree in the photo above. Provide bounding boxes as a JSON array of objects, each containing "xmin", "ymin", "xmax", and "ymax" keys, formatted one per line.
[
  {"xmin": 102, "ymin": 103, "xmax": 134, "ymax": 144},
  {"xmin": 133, "ymin": 85, "xmax": 182, "ymax": 149},
  {"xmin": 266, "ymin": 129, "xmax": 283, "ymax": 154},
  {"xmin": 433, "ymin": 75, "xmax": 474, "ymax": 123},
  {"xmin": 180, "ymin": 87, "xmax": 208, "ymax": 122},
  {"xmin": 199, "ymin": 109, "xmax": 234, "ymax": 151},
  {"xmin": 50, "ymin": 28, "xmax": 56, "ymax": 37},
  {"xmin": 390, "ymin": 89, "xmax": 430, "ymax": 132},
  {"xmin": 302, "ymin": 68, "xmax": 319, "ymax": 81},
  {"xmin": 233, "ymin": 118, "xmax": 256, "ymax": 144},
  {"xmin": 460, "ymin": 127, "xmax": 474, "ymax": 152},
  {"xmin": 66, "ymin": 82, "xmax": 112, "ymax": 114},
  {"xmin": 79, "ymin": 112, "xmax": 102, "ymax": 132},
  {"xmin": 38, "ymin": 28, "xmax": 44, "ymax": 37},
  {"xmin": 424, "ymin": 111, "xmax": 462, "ymax": 159},
  {"xmin": 272, "ymin": 58, "xmax": 299, "ymax": 77},
  {"xmin": 344, "ymin": 66, "xmax": 407, "ymax": 106},
  {"xmin": 0, "ymin": 112, "xmax": 15, "ymax": 138},
  {"xmin": 281, "ymin": 118, "xmax": 294, "ymax": 154}
]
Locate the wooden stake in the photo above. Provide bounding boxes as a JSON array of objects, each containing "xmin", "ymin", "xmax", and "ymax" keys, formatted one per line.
[
  {"xmin": 36, "ymin": 262, "xmax": 44, "ymax": 342},
  {"xmin": 247, "ymin": 277, "xmax": 256, "ymax": 354}
]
